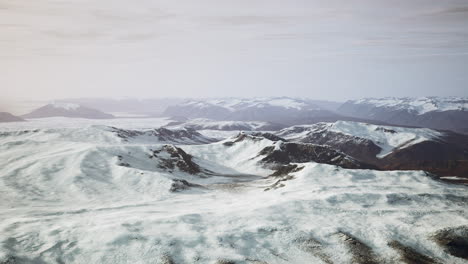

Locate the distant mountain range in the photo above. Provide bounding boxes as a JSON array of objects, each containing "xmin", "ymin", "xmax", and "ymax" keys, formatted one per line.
[
  {"xmin": 338, "ymin": 97, "xmax": 468, "ymax": 134},
  {"xmin": 9, "ymin": 96, "xmax": 468, "ymax": 135},
  {"xmin": 0, "ymin": 112, "xmax": 24, "ymax": 122},
  {"xmin": 55, "ymin": 98, "xmax": 185, "ymax": 117},
  {"xmin": 22, "ymin": 103, "xmax": 114, "ymax": 119},
  {"xmin": 163, "ymin": 97, "xmax": 380, "ymax": 126}
]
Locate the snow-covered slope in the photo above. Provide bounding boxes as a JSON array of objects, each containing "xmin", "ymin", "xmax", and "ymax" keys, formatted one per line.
[
  {"xmin": 338, "ymin": 97, "xmax": 468, "ymax": 134},
  {"xmin": 22, "ymin": 103, "xmax": 115, "ymax": 119},
  {"xmin": 0, "ymin": 119, "xmax": 467, "ymax": 263}
]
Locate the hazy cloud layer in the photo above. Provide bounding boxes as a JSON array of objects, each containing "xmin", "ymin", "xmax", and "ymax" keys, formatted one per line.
[{"xmin": 1, "ymin": 0, "xmax": 467, "ymax": 104}]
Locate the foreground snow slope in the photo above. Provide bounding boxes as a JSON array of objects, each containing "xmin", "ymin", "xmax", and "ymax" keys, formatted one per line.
[{"xmin": 0, "ymin": 119, "xmax": 467, "ymax": 264}]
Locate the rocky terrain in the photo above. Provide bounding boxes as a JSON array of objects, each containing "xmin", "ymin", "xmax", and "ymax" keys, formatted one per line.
[{"xmin": 277, "ymin": 121, "xmax": 468, "ymax": 181}]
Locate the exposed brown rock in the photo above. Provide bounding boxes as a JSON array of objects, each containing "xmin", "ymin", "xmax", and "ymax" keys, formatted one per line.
[
  {"xmin": 388, "ymin": 240, "xmax": 439, "ymax": 264},
  {"xmin": 431, "ymin": 225, "xmax": 468, "ymax": 260},
  {"xmin": 338, "ymin": 232, "xmax": 379, "ymax": 264}
]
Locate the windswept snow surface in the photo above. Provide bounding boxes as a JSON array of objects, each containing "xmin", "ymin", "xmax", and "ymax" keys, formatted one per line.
[
  {"xmin": 0, "ymin": 119, "xmax": 467, "ymax": 263},
  {"xmin": 278, "ymin": 121, "xmax": 443, "ymax": 158},
  {"xmin": 352, "ymin": 97, "xmax": 468, "ymax": 115}
]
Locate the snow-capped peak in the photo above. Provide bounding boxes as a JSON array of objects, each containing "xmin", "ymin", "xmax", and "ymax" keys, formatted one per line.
[
  {"xmin": 351, "ymin": 97, "xmax": 468, "ymax": 115},
  {"xmin": 180, "ymin": 97, "xmax": 317, "ymax": 111}
]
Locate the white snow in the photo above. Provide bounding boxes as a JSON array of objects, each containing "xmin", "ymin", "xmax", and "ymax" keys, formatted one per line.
[
  {"xmin": 0, "ymin": 119, "xmax": 466, "ymax": 264},
  {"xmin": 353, "ymin": 97, "xmax": 468, "ymax": 115}
]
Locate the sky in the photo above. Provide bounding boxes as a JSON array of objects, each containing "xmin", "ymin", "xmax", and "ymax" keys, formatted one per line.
[{"xmin": 1, "ymin": 0, "xmax": 468, "ymax": 108}]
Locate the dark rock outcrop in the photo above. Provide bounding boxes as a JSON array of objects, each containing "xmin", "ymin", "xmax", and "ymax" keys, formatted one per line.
[
  {"xmin": 170, "ymin": 179, "xmax": 203, "ymax": 192},
  {"xmin": 431, "ymin": 225, "xmax": 468, "ymax": 260},
  {"xmin": 152, "ymin": 145, "xmax": 201, "ymax": 174},
  {"xmin": 388, "ymin": 240, "xmax": 439, "ymax": 264},
  {"xmin": 259, "ymin": 142, "xmax": 376, "ymax": 170},
  {"xmin": 338, "ymin": 232, "xmax": 379, "ymax": 264}
]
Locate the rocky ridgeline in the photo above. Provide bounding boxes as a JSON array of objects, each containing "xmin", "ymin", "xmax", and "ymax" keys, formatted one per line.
[{"xmin": 110, "ymin": 127, "xmax": 216, "ymax": 144}]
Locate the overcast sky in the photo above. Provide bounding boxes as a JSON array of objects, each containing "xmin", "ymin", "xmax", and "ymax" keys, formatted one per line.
[{"xmin": 1, "ymin": 0, "xmax": 468, "ymax": 106}]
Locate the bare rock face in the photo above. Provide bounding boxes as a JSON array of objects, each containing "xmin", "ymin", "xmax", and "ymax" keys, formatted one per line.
[
  {"xmin": 259, "ymin": 142, "xmax": 376, "ymax": 170},
  {"xmin": 388, "ymin": 241, "xmax": 439, "ymax": 264},
  {"xmin": 431, "ymin": 225, "xmax": 468, "ymax": 260},
  {"xmin": 379, "ymin": 134, "xmax": 468, "ymax": 179},
  {"xmin": 170, "ymin": 179, "xmax": 203, "ymax": 192},
  {"xmin": 152, "ymin": 145, "xmax": 201, "ymax": 174},
  {"xmin": 338, "ymin": 232, "xmax": 380, "ymax": 264}
]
